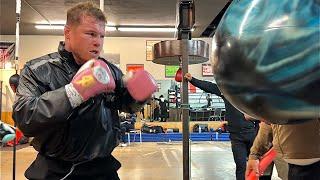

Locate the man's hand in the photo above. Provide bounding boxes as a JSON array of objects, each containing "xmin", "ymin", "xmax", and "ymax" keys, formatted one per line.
[
  {"xmin": 65, "ymin": 59, "xmax": 116, "ymax": 108},
  {"xmin": 246, "ymin": 159, "xmax": 260, "ymax": 178},
  {"xmin": 184, "ymin": 73, "xmax": 192, "ymax": 81}
]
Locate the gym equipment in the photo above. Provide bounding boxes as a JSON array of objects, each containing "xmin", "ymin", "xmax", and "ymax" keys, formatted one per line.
[
  {"xmin": 212, "ymin": 0, "xmax": 320, "ymax": 124},
  {"xmin": 152, "ymin": 1, "xmax": 209, "ymax": 179},
  {"xmin": 8, "ymin": 72, "xmax": 19, "ymax": 180},
  {"xmin": 192, "ymin": 124, "xmax": 209, "ymax": 133},
  {"xmin": 175, "ymin": 67, "xmax": 183, "ymax": 82},
  {"xmin": 0, "ymin": 121, "xmax": 16, "ymax": 144}
]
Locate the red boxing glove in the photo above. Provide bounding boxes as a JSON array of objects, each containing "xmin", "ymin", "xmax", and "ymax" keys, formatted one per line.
[
  {"xmin": 65, "ymin": 59, "xmax": 115, "ymax": 107},
  {"xmin": 125, "ymin": 70, "xmax": 157, "ymax": 102},
  {"xmin": 246, "ymin": 148, "xmax": 277, "ymax": 180}
]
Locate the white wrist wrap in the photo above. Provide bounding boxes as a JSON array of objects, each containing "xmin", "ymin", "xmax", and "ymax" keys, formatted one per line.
[{"xmin": 65, "ymin": 83, "xmax": 84, "ymax": 108}]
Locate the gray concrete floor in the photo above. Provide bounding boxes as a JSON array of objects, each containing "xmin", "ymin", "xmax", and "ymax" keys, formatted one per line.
[{"xmin": 1, "ymin": 142, "xmax": 281, "ymax": 180}]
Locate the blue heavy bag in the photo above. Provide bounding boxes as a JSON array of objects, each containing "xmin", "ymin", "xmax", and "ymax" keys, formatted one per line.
[{"xmin": 212, "ymin": 0, "xmax": 320, "ymax": 124}]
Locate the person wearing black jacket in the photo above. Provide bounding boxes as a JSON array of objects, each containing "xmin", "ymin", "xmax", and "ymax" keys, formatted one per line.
[
  {"xmin": 205, "ymin": 93, "xmax": 212, "ymax": 108},
  {"xmin": 185, "ymin": 73, "xmax": 258, "ymax": 180},
  {"xmin": 12, "ymin": 2, "xmax": 155, "ymax": 180},
  {"xmin": 154, "ymin": 95, "xmax": 169, "ymax": 122}
]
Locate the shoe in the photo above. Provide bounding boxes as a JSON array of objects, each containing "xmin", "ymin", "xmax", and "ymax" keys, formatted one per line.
[{"xmin": 120, "ymin": 143, "xmax": 127, "ymax": 147}]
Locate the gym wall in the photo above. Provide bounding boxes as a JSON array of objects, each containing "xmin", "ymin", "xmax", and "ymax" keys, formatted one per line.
[
  {"xmin": 0, "ymin": 35, "xmax": 214, "ymax": 81},
  {"xmin": 0, "ymin": 35, "xmax": 215, "ymax": 125}
]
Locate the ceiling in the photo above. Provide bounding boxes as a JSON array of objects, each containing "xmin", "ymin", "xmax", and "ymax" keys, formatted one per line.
[{"xmin": 0, "ymin": 0, "xmax": 229, "ymax": 38}]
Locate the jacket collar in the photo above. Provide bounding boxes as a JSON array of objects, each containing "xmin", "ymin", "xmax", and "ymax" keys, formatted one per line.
[
  {"xmin": 58, "ymin": 41, "xmax": 81, "ymax": 74},
  {"xmin": 58, "ymin": 42, "xmax": 74, "ymax": 61},
  {"xmin": 58, "ymin": 41, "xmax": 81, "ymax": 68}
]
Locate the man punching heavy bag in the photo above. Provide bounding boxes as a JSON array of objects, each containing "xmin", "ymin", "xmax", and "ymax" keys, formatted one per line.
[{"xmin": 212, "ymin": 0, "xmax": 320, "ymax": 124}]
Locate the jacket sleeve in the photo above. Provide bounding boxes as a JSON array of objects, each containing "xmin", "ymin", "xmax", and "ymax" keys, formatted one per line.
[
  {"xmin": 249, "ymin": 122, "xmax": 273, "ymax": 160},
  {"xmin": 189, "ymin": 77, "xmax": 222, "ymax": 97},
  {"xmin": 117, "ymin": 89, "xmax": 145, "ymax": 113},
  {"xmin": 12, "ymin": 65, "xmax": 73, "ymax": 137}
]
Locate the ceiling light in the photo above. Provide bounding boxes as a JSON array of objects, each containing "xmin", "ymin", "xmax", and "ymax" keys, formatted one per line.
[
  {"xmin": 35, "ymin": 25, "xmax": 65, "ymax": 30},
  {"xmin": 106, "ymin": 26, "xmax": 117, "ymax": 31},
  {"xmin": 35, "ymin": 24, "xmax": 117, "ymax": 31},
  {"xmin": 118, "ymin": 27, "xmax": 177, "ymax": 32},
  {"xmin": 34, "ymin": 24, "xmax": 192, "ymax": 32}
]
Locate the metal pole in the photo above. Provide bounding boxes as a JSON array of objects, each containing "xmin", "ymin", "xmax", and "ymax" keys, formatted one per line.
[
  {"xmin": 13, "ymin": 1, "xmax": 21, "ymax": 179},
  {"xmin": 181, "ymin": 40, "xmax": 190, "ymax": 180},
  {"xmin": 178, "ymin": 1, "xmax": 194, "ymax": 179},
  {"xmin": 100, "ymin": 0, "xmax": 104, "ymax": 12}
]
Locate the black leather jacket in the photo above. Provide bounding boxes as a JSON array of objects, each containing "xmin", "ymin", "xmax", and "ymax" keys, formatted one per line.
[{"xmin": 13, "ymin": 42, "xmax": 143, "ymax": 163}]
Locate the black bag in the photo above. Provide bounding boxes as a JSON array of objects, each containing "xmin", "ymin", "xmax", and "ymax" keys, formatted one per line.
[
  {"xmin": 193, "ymin": 124, "xmax": 209, "ymax": 133},
  {"xmin": 153, "ymin": 126, "xmax": 164, "ymax": 133},
  {"xmin": 172, "ymin": 128, "xmax": 179, "ymax": 133},
  {"xmin": 120, "ymin": 121, "xmax": 134, "ymax": 132},
  {"xmin": 141, "ymin": 124, "xmax": 164, "ymax": 133}
]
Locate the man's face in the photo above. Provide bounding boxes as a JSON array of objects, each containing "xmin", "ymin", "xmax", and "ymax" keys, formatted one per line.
[{"xmin": 65, "ymin": 15, "xmax": 105, "ymax": 65}]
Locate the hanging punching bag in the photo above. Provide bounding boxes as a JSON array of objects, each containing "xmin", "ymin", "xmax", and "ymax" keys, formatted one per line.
[{"xmin": 175, "ymin": 67, "xmax": 183, "ymax": 82}]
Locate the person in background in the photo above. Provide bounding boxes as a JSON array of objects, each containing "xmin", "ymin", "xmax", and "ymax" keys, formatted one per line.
[
  {"xmin": 206, "ymin": 93, "xmax": 212, "ymax": 108},
  {"xmin": 150, "ymin": 98, "xmax": 160, "ymax": 122},
  {"xmin": 247, "ymin": 119, "xmax": 320, "ymax": 180},
  {"xmin": 185, "ymin": 73, "xmax": 258, "ymax": 180},
  {"xmin": 245, "ymin": 115, "xmax": 287, "ymax": 180},
  {"xmin": 12, "ymin": 2, "xmax": 156, "ymax": 179},
  {"xmin": 155, "ymin": 95, "xmax": 169, "ymax": 122},
  {"xmin": 119, "ymin": 113, "xmax": 136, "ymax": 147},
  {"xmin": 140, "ymin": 106, "xmax": 145, "ymax": 120},
  {"xmin": 119, "ymin": 112, "xmax": 128, "ymax": 147}
]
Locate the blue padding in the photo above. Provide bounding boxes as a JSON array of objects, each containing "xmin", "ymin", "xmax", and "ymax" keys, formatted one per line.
[{"xmin": 124, "ymin": 132, "xmax": 230, "ymax": 142}]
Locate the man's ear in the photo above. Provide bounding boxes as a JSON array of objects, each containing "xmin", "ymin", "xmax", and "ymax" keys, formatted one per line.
[{"xmin": 64, "ymin": 25, "xmax": 71, "ymax": 40}]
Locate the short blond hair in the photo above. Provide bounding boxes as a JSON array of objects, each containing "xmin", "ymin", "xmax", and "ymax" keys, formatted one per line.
[{"xmin": 66, "ymin": 2, "xmax": 106, "ymax": 26}]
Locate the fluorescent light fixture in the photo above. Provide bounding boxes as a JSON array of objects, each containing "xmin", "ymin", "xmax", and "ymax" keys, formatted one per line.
[
  {"xmin": 118, "ymin": 27, "xmax": 177, "ymax": 32},
  {"xmin": 36, "ymin": 20, "xmax": 66, "ymax": 24},
  {"xmin": 35, "ymin": 24, "xmax": 194, "ymax": 33},
  {"xmin": 35, "ymin": 24, "xmax": 117, "ymax": 31},
  {"xmin": 35, "ymin": 25, "xmax": 65, "ymax": 30},
  {"xmin": 5, "ymin": 61, "xmax": 14, "ymax": 69},
  {"xmin": 106, "ymin": 26, "xmax": 117, "ymax": 31}
]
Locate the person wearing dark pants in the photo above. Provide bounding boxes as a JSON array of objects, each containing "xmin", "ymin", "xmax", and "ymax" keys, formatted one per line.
[
  {"xmin": 185, "ymin": 73, "xmax": 257, "ymax": 180},
  {"xmin": 140, "ymin": 107, "xmax": 145, "ymax": 119},
  {"xmin": 153, "ymin": 104, "xmax": 160, "ymax": 121},
  {"xmin": 288, "ymin": 161, "xmax": 320, "ymax": 180},
  {"xmin": 247, "ymin": 122, "xmax": 288, "ymax": 180},
  {"xmin": 248, "ymin": 120, "xmax": 320, "ymax": 180},
  {"xmin": 155, "ymin": 95, "xmax": 169, "ymax": 122},
  {"xmin": 231, "ymin": 132, "xmax": 256, "ymax": 179}
]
